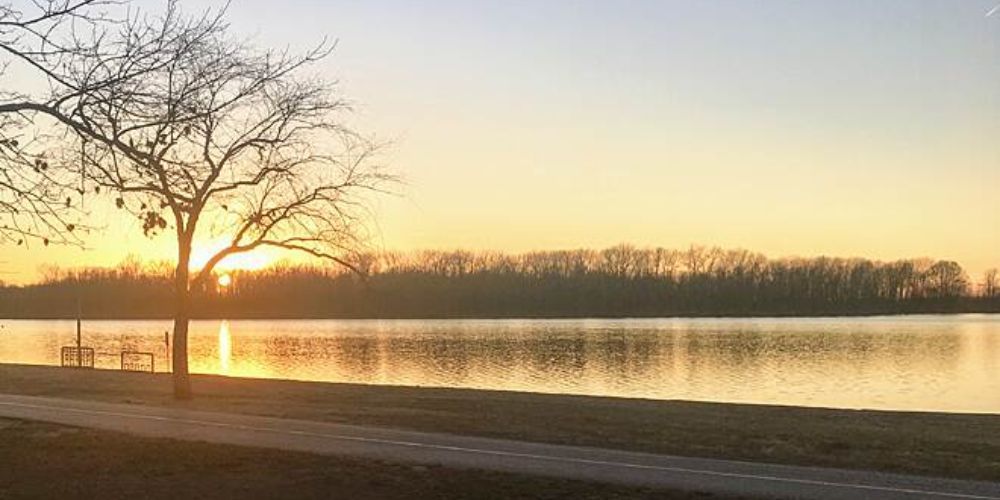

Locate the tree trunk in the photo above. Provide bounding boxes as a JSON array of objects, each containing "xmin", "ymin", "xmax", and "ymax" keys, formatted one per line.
[{"xmin": 172, "ymin": 239, "xmax": 192, "ymax": 400}]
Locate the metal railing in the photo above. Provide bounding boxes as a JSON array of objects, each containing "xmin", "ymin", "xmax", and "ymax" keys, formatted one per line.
[
  {"xmin": 120, "ymin": 351, "xmax": 155, "ymax": 373},
  {"xmin": 60, "ymin": 346, "xmax": 95, "ymax": 368}
]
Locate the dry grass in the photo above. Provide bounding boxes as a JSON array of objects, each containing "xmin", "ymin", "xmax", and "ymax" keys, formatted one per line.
[
  {"xmin": 0, "ymin": 418, "xmax": 738, "ymax": 500},
  {"xmin": 2, "ymin": 364, "xmax": 999, "ymax": 481}
]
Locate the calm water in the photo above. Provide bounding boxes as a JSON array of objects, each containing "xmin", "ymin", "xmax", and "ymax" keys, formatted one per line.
[{"xmin": 1, "ymin": 316, "xmax": 998, "ymax": 413}]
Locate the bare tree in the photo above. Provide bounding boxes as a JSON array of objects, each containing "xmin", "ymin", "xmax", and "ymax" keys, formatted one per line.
[
  {"xmin": 983, "ymin": 268, "xmax": 999, "ymax": 299},
  {"xmin": 923, "ymin": 260, "xmax": 968, "ymax": 299},
  {"xmin": 0, "ymin": 0, "xmax": 113, "ymax": 245},
  {"xmin": 8, "ymin": 2, "xmax": 390, "ymax": 398}
]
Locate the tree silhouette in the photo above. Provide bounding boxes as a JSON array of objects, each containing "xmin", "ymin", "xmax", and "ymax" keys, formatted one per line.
[
  {"xmin": 982, "ymin": 269, "xmax": 998, "ymax": 299},
  {"xmin": 4, "ymin": 2, "xmax": 389, "ymax": 398},
  {"xmin": 4, "ymin": 248, "xmax": 995, "ymax": 321}
]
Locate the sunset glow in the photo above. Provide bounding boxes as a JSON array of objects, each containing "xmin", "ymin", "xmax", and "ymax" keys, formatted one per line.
[
  {"xmin": 0, "ymin": 0, "xmax": 996, "ymax": 285},
  {"xmin": 3, "ymin": 3, "xmax": 999, "ymax": 497},
  {"xmin": 190, "ymin": 240, "xmax": 275, "ymax": 273}
]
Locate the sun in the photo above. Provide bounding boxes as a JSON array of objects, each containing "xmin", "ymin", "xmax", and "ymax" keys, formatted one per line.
[
  {"xmin": 217, "ymin": 273, "xmax": 232, "ymax": 288},
  {"xmin": 190, "ymin": 239, "xmax": 275, "ymax": 272}
]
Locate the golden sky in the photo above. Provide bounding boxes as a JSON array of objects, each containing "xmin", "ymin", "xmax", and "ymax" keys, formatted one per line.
[{"xmin": 2, "ymin": 0, "xmax": 998, "ymax": 283}]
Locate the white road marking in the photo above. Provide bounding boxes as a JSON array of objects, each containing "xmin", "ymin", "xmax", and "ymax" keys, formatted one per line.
[{"xmin": 0, "ymin": 400, "xmax": 997, "ymax": 500}]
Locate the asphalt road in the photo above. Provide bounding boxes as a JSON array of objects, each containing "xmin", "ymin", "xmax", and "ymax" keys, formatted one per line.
[{"xmin": 0, "ymin": 393, "xmax": 997, "ymax": 500}]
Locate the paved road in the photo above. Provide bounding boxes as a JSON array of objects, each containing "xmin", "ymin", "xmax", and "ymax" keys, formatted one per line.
[{"xmin": 0, "ymin": 394, "xmax": 997, "ymax": 500}]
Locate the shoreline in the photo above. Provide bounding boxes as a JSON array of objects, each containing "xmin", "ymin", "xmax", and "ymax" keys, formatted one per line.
[
  {"xmin": 3, "ymin": 362, "xmax": 998, "ymax": 417},
  {"xmin": 3, "ymin": 310, "xmax": 998, "ymax": 321},
  {"xmin": 1, "ymin": 363, "xmax": 998, "ymax": 482}
]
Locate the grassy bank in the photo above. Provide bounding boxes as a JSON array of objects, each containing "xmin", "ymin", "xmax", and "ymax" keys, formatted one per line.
[
  {"xmin": 0, "ymin": 418, "xmax": 734, "ymax": 500},
  {"xmin": 2, "ymin": 364, "xmax": 999, "ymax": 482}
]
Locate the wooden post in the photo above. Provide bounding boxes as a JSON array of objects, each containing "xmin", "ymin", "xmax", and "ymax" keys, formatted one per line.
[{"xmin": 76, "ymin": 297, "xmax": 82, "ymax": 367}]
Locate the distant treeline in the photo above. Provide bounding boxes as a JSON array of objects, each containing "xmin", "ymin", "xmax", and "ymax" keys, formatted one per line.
[{"xmin": 2, "ymin": 246, "xmax": 999, "ymax": 319}]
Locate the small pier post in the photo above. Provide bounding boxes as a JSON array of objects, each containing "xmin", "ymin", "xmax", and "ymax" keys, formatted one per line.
[
  {"xmin": 165, "ymin": 331, "xmax": 170, "ymax": 372},
  {"xmin": 76, "ymin": 297, "xmax": 82, "ymax": 367}
]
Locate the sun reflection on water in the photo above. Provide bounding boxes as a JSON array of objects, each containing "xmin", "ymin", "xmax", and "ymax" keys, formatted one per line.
[{"xmin": 218, "ymin": 320, "xmax": 231, "ymax": 374}]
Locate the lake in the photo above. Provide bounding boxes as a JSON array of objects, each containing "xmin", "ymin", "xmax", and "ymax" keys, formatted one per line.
[{"xmin": 1, "ymin": 315, "xmax": 998, "ymax": 413}]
